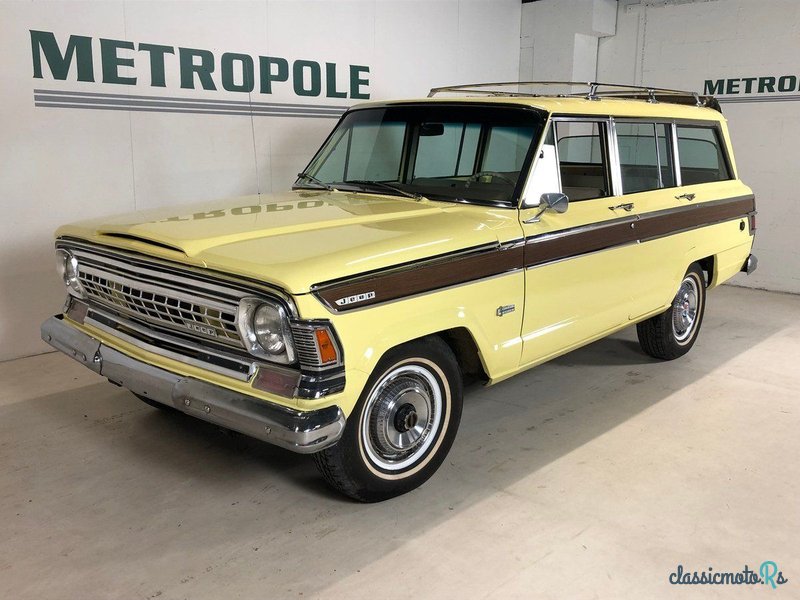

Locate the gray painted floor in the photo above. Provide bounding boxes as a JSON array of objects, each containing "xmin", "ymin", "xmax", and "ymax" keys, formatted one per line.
[{"xmin": 1, "ymin": 285, "xmax": 798, "ymax": 599}]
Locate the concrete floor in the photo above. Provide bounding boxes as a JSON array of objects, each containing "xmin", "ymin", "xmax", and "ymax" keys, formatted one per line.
[{"xmin": 1, "ymin": 285, "xmax": 798, "ymax": 599}]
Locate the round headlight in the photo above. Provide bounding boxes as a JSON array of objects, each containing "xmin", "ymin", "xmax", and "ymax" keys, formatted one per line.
[
  {"xmin": 236, "ymin": 298, "xmax": 296, "ymax": 364},
  {"xmin": 253, "ymin": 303, "xmax": 286, "ymax": 355},
  {"xmin": 55, "ymin": 248, "xmax": 86, "ymax": 298}
]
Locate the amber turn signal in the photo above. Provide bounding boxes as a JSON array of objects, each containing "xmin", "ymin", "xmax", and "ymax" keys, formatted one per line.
[{"xmin": 314, "ymin": 328, "xmax": 338, "ymax": 364}]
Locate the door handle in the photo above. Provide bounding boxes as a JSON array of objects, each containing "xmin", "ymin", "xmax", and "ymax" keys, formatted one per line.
[
  {"xmin": 675, "ymin": 193, "xmax": 696, "ymax": 201},
  {"xmin": 608, "ymin": 202, "xmax": 634, "ymax": 212}
]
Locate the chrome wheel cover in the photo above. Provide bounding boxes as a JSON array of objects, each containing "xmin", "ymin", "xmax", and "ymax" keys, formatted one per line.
[
  {"xmin": 361, "ymin": 364, "xmax": 443, "ymax": 471},
  {"xmin": 672, "ymin": 275, "xmax": 699, "ymax": 343}
]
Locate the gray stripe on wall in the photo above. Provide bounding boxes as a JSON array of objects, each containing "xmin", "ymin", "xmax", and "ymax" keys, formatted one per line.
[
  {"xmin": 33, "ymin": 88, "xmax": 348, "ymax": 118},
  {"xmin": 718, "ymin": 94, "xmax": 800, "ymax": 104},
  {"xmin": 35, "ymin": 102, "xmax": 344, "ymax": 119},
  {"xmin": 33, "ymin": 88, "xmax": 349, "ymax": 111}
]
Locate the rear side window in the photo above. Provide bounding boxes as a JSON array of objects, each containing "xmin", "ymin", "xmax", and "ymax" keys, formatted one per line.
[
  {"xmin": 616, "ymin": 122, "xmax": 675, "ymax": 194},
  {"xmin": 676, "ymin": 126, "xmax": 731, "ymax": 184}
]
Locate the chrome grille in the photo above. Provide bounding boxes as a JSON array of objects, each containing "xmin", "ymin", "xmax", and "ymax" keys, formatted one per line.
[
  {"xmin": 61, "ymin": 240, "xmax": 329, "ymax": 372},
  {"xmin": 79, "ymin": 267, "xmax": 239, "ymax": 343},
  {"xmin": 78, "ymin": 263, "xmax": 242, "ymax": 346}
]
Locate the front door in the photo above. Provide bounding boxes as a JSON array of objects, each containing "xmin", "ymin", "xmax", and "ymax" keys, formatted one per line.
[{"xmin": 518, "ymin": 118, "xmax": 638, "ymax": 367}]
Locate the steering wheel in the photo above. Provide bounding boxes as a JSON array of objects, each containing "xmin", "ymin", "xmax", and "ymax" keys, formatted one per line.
[{"xmin": 471, "ymin": 171, "xmax": 517, "ymax": 186}]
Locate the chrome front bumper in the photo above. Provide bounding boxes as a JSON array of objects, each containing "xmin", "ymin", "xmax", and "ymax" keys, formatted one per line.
[{"xmin": 41, "ymin": 315, "xmax": 345, "ymax": 453}]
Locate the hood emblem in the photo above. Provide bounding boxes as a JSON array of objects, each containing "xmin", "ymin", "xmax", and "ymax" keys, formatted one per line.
[{"xmin": 335, "ymin": 291, "xmax": 376, "ymax": 307}]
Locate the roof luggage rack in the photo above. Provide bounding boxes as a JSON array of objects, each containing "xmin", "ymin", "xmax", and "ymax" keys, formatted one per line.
[{"xmin": 427, "ymin": 81, "xmax": 721, "ymax": 112}]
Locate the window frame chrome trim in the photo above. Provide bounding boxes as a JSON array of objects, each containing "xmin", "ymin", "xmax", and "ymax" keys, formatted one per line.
[
  {"xmin": 670, "ymin": 121, "xmax": 683, "ymax": 187},
  {"xmin": 549, "ymin": 115, "xmax": 618, "ymax": 199}
]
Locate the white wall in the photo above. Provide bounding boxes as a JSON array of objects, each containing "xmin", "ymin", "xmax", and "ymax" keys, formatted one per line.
[
  {"xmin": 0, "ymin": 0, "xmax": 522, "ymax": 362},
  {"xmin": 523, "ymin": 0, "xmax": 800, "ymax": 295}
]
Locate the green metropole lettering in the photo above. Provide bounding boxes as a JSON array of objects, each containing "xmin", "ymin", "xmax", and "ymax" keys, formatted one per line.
[
  {"xmin": 100, "ymin": 38, "xmax": 136, "ymax": 85},
  {"xmin": 350, "ymin": 65, "xmax": 370, "ymax": 99},
  {"xmin": 30, "ymin": 30, "xmax": 94, "ymax": 82},
  {"xmin": 725, "ymin": 79, "xmax": 740, "ymax": 94},
  {"xmin": 703, "ymin": 79, "xmax": 724, "ymax": 95},
  {"xmin": 741, "ymin": 77, "xmax": 757, "ymax": 94},
  {"xmin": 221, "ymin": 52, "xmax": 255, "ymax": 92},
  {"xmin": 325, "ymin": 63, "xmax": 347, "ymax": 98},
  {"xmin": 138, "ymin": 43, "xmax": 175, "ymax": 87},
  {"xmin": 259, "ymin": 56, "xmax": 288, "ymax": 94},
  {"xmin": 758, "ymin": 76, "xmax": 776, "ymax": 93},
  {"xmin": 179, "ymin": 47, "xmax": 217, "ymax": 90},
  {"xmin": 778, "ymin": 75, "xmax": 797, "ymax": 92},
  {"xmin": 293, "ymin": 60, "xmax": 321, "ymax": 96}
]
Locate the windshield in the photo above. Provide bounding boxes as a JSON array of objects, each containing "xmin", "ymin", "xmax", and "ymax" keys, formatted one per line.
[{"xmin": 297, "ymin": 104, "xmax": 545, "ymax": 207}]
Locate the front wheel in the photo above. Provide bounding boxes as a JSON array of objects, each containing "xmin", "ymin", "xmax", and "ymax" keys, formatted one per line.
[
  {"xmin": 637, "ymin": 263, "xmax": 706, "ymax": 360},
  {"xmin": 314, "ymin": 337, "xmax": 463, "ymax": 502}
]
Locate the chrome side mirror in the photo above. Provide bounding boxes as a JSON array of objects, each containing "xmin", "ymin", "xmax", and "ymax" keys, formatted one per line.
[
  {"xmin": 524, "ymin": 193, "xmax": 569, "ymax": 224},
  {"xmin": 541, "ymin": 192, "xmax": 569, "ymax": 213}
]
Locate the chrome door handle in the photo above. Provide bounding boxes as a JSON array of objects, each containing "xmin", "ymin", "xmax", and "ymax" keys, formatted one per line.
[
  {"xmin": 608, "ymin": 202, "xmax": 634, "ymax": 212},
  {"xmin": 675, "ymin": 193, "xmax": 696, "ymax": 201}
]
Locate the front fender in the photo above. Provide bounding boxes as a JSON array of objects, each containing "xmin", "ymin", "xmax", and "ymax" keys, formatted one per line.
[{"xmin": 294, "ymin": 271, "xmax": 525, "ymax": 415}]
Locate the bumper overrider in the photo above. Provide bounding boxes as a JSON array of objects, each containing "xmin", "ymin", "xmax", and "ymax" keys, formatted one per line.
[
  {"xmin": 41, "ymin": 315, "xmax": 345, "ymax": 453},
  {"xmin": 741, "ymin": 253, "xmax": 758, "ymax": 275}
]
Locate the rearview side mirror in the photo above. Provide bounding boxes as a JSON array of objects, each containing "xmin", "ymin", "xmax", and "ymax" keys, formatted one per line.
[
  {"xmin": 524, "ymin": 192, "xmax": 569, "ymax": 224},
  {"xmin": 541, "ymin": 192, "xmax": 569, "ymax": 213}
]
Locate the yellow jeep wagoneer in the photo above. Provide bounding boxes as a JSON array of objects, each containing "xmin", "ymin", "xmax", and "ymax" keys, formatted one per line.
[{"xmin": 43, "ymin": 82, "xmax": 757, "ymax": 501}]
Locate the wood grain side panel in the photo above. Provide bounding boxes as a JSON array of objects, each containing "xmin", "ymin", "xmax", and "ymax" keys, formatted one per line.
[
  {"xmin": 314, "ymin": 244, "xmax": 525, "ymax": 311},
  {"xmin": 313, "ymin": 195, "xmax": 755, "ymax": 312}
]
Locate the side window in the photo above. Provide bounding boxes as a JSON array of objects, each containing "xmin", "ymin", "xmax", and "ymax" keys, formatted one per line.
[
  {"xmin": 555, "ymin": 121, "xmax": 609, "ymax": 200},
  {"xmin": 676, "ymin": 125, "xmax": 731, "ymax": 185},
  {"xmin": 616, "ymin": 122, "xmax": 675, "ymax": 194}
]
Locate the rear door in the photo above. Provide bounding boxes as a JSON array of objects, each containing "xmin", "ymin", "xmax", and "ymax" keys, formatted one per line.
[
  {"xmin": 612, "ymin": 119, "xmax": 683, "ymax": 318},
  {"xmin": 613, "ymin": 119, "xmax": 738, "ymax": 318}
]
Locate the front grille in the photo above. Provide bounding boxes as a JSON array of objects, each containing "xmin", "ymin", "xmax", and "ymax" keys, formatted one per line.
[
  {"xmin": 60, "ymin": 239, "xmax": 327, "ymax": 373},
  {"xmin": 78, "ymin": 266, "xmax": 241, "ymax": 346}
]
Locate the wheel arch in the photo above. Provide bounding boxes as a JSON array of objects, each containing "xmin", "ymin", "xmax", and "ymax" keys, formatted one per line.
[{"xmin": 698, "ymin": 255, "xmax": 716, "ymax": 287}]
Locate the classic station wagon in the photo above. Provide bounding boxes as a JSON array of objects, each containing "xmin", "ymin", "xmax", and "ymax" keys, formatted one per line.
[{"xmin": 42, "ymin": 82, "xmax": 757, "ymax": 501}]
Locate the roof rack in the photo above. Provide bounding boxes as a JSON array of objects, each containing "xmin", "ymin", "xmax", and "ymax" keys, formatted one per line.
[{"xmin": 427, "ymin": 81, "xmax": 721, "ymax": 112}]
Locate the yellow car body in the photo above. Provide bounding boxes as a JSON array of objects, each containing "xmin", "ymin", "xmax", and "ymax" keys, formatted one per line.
[{"xmin": 44, "ymin": 92, "xmax": 756, "ymax": 465}]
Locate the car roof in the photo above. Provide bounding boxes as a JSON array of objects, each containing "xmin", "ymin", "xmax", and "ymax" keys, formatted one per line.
[{"xmin": 351, "ymin": 95, "xmax": 726, "ymax": 123}]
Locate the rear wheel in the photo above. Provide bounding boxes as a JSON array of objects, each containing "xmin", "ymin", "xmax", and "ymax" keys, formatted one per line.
[
  {"xmin": 314, "ymin": 337, "xmax": 463, "ymax": 502},
  {"xmin": 637, "ymin": 263, "xmax": 706, "ymax": 360}
]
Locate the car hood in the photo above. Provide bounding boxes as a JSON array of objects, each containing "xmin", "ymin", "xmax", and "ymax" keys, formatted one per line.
[{"xmin": 56, "ymin": 190, "xmax": 519, "ymax": 294}]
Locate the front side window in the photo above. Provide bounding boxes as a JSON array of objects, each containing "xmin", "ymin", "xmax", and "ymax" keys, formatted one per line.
[
  {"xmin": 676, "ymin": 125, "xmax": 731, "ymax": 184},
  {"xmin": 617, "ymin": 122, "xmax": 675, "ymax": 194},
  {"xmin": 554, "ymin": 121, "xmax": 609, "ymax": 200},
  {"xmin": 299, "ymin": 105, "xmax": 544, "ymax": 206}
]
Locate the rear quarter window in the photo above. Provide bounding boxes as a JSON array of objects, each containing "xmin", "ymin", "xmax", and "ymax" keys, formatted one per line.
[{"xmin": 676, "ymin": 125, "xmax": 731, "ymax": 185}]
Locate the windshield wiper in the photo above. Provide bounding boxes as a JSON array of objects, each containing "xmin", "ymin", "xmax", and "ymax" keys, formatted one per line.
[
  {"xmin": 342, "ymin": 179, "xmax": 425, "ymax": 201},
  {"xmin": 296, "ymin": 172, "xmax": 336, "ymax": 191}
]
